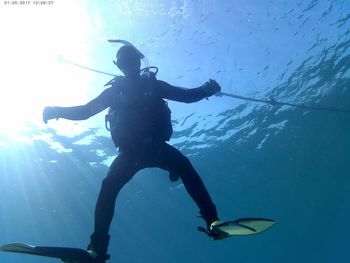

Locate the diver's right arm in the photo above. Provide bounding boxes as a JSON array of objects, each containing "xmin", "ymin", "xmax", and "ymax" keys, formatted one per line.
[{"xmin": 43, "ymin": 88, "xmax": 113, "ymax": 124}]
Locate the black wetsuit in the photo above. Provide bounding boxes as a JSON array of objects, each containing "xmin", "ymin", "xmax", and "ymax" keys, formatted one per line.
[{"xmin": 93, "ymin": 77, "xmax": 218, "ymax": 237}]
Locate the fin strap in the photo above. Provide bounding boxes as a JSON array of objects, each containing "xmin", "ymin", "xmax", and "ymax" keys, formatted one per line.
[{"xmin": 197, "ymin": 226, "xmax": 229, "ymax": 240}]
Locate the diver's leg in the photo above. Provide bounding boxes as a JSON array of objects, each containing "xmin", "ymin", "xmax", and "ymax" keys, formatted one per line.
[
  {"xmin": 157, "ymin": 143, "xmax": 219, "ymax": 226},
  {"xmin": 89, "ymin": 151, "xmax": 140, "ymax": 261}
]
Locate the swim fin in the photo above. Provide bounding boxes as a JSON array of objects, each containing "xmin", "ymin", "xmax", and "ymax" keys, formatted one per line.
[
  {"xmin": 198, "ymin": 218, "xmax": 276, "ymax": 240},
  {"xmin": 0, "ymin": 243, "xmax": 95, "ymax": 263}
]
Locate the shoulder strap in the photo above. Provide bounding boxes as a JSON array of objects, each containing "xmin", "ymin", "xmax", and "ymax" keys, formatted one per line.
[{"xmin": 104, "ymin": 75, "xmax": 124, "ymax": 87}]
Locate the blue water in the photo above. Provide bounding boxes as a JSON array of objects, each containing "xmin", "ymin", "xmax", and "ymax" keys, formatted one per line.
[{"xmin": 0, "ymin": 1, "xmax": 350, "ymax": 262}]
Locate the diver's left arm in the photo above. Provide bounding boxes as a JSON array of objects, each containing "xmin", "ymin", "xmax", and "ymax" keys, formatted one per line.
[
  {"xmin": 43, "ymin": 88, "xmax": 113, "ymax": 124},
  {"xmin": 158, "ymin": 79, "xmax": 221, "ymax": 103}
]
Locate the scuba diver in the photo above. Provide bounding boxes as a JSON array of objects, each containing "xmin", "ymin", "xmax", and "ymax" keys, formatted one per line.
[{"xmin": 43, "ymin": 43, "xmax": 222, "ymax": 263}]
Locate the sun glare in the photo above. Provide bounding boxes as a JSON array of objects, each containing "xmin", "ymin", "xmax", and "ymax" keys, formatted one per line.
[{"xmin": 0, "ymin": 1, "xmax": 98, "ymax": 137}]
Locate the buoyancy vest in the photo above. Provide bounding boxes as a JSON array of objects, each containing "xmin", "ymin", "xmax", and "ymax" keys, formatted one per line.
[{"xmin": 105, "ymin": 74, "xmax": 173, "ymax": 147}]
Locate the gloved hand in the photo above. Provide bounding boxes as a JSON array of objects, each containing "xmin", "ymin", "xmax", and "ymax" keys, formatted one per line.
[
  {"xmin": 43, "ymin": 106, "xmax": 60, "ymax": 124},
  {"xmin": 201, "ymin": 79, "xmax": 221, "ymax": 96}
]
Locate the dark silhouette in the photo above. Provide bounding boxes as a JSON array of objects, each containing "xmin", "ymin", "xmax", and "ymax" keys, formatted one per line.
[{"xmin": 43, "ymin": 44, "xmax": 221, "ymax": 263}]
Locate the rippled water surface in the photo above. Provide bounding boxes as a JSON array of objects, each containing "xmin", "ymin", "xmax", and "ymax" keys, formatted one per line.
[{"xmin": 0, "ymin": 1, "xmax": 349, "ymax": 262}]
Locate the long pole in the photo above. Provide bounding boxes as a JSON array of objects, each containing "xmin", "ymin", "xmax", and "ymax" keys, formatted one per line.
[
  {"xmin": 61, "ymin": 58, "xmax": 350, "ymax": 113},
  {"xmin": 217, "ymin": 92, "xmax": 350, "ymax": 113}
]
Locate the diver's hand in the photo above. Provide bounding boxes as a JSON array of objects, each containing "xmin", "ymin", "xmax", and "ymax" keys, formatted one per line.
[
  {"xmin": 43, "ymin": 106, "xmax": 60, "ymax": 124},
  {"xmin": 202, "ymin": 79, "xmax": 221, "ymax": 96}
]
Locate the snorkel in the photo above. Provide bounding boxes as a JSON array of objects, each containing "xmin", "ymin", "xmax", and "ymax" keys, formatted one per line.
[{"xmin": 108, "ymin": 39, "xmax": 157, "ymax": 78}]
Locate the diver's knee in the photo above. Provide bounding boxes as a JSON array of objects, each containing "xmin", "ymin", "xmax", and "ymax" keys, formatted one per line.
[
  {"xmin": 181, "ymin": 156, "xmax": 195, "ymax": 170},
  {"xmin": 100, "ymin": 176, "xmax": 120, "ymax": 193},
  {"xmin": 175, "ymin": 156, "xmax": 197, "ymax": 179},
  {"xmin": 101, "ymin": 172, "xmax": 132, "ymax": 192}
]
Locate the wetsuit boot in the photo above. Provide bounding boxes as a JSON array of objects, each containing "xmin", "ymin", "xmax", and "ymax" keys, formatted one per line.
[{"xmin": 87, "ymin": 233, "xmax": 110, "ymax": 263}]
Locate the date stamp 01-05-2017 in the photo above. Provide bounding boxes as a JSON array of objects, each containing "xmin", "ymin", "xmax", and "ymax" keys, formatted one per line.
[{"xmin": 2, "ymin": 1, "xmax": 54, "ymax": 6}]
